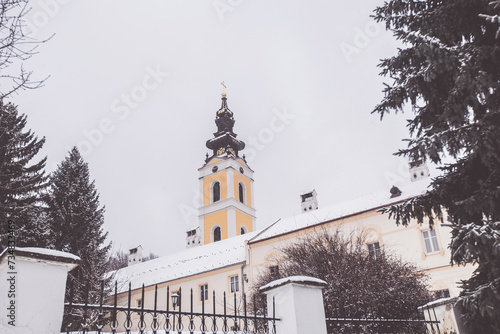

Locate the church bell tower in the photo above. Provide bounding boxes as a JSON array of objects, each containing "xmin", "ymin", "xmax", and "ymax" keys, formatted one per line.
[{"xmin": 197, "ymin": 84, "xmax": 256, "ymax": 245}]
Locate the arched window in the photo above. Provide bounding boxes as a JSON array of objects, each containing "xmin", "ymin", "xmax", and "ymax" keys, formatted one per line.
[
  {"xmin": 240, "ymin": 226, "xmax": 247, "ymax": 235},
  {"xmin": 213, "ymin": 226, "xmax": 221, "ymax": 242},
  {"xmin": 212, "ymin": 181, "xmax": 220, "ymax": 203},
  {"xmin": 238, "ymin": 182, "xmax": 245, "ymax": 204}
]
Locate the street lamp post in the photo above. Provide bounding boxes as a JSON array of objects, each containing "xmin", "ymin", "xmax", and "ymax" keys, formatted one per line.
[{"xmin": 171, "ymin": 291, "xmax": 180, "ymax": 331}]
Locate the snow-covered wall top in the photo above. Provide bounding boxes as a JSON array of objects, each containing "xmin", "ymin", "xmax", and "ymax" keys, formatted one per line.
[
  {"xmin": 0, "ymin": 247, "xmax": 80, "ymax": 263},
  {"xmin": 250, "ymin": 179, "xmax": 431, "ymax": 243},
  {"xmin": 110, "ymin": 231, "xmax": 257, "ymax": 293},
  {"xmin": 260, "ymin": 276, "xmax": 327, "ymax": 292}
]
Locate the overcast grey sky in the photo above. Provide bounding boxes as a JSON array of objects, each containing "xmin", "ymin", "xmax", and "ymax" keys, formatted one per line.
[{"xmin": 13, "ymin": 0, "xmax": 439, "ymax": 256}]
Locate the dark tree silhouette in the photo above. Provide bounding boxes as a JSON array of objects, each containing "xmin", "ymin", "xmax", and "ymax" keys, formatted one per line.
[
  {"xmin": 373, "ymin": 0, "xmax": 500, "ymax": 332},
  {"xmin": 47, "ymin": 147, "xmax": 110, "ymax": 330},
  {"xmin": 0, "ymin": 101, "xmax": 48, "ymax": 247}
]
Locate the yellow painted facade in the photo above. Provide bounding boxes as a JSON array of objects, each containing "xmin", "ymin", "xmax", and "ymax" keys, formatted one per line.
[
  {"xmin": 203, "ymin": 210, "xmax": 228, "ymax": 244},
  {"xmin": 236, "ymin": 210, "xmax": 253, "ymax": 235},
  {"xmin": 233, "ymin": 173, "xmax": 252, "ymax": 207},
  {"xmin": 203, "ymin": 171, "xmax": 227, "ymax": 206}
]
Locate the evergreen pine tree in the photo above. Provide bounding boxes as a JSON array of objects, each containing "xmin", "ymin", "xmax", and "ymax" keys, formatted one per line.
[
  {"xmin": 373, "ymin": 0, "xmax": 500, "ymax": 332},
  {"xmin": 48, "ymin": 147, "xmax": 110, "ymax": 328},
  {"xmin": 0, "ymin": 100, "xmax": 48, "ymax": 248},
  {"xmin": 15, "ymin": 205, "xmax": 54, "ymax": 247}
]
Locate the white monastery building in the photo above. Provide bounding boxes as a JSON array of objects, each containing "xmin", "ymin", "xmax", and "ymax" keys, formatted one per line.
[{"xmin": 109, "ymin": 89, "xmax": 475, "ymax": 330}]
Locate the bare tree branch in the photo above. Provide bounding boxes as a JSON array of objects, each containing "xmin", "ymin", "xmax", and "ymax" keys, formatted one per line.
[{"xmin": 0, "ymin": 0, "xmax": 50, "ymax": 99}]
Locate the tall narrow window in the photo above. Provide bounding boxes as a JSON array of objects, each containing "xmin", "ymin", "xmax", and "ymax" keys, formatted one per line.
[
  {"xmin": 269, "ymin": 265, "xmax": 279, "ymax": 278},
  {"xmin": 136, "ymin": 299, "xmax": 143, "ymax": 314},
  {"xmin": 213, "ymin": 226, "xmax": 221, "ymax": 242},
  {"xmin": 230, "ymin": 275, "xmax": 239, "ymax": 293},
  {"xmin": 238, "ymin": 183, "xmax": 245, "ymax": 204},
  {"xmin": 212, "ymin": 181, "xmax": 220, "ymax": 203},
  {"xmin": 240, "ymin": 226, "xmax": 247, "ymax": 235},
  {"xmin": 200, "ymin": 284, "xmax": 208, "ymax": 301},
  {"xmin": 423, "ymin": 230, "xmax": 440, "ymax": 253},
  {"xmin": 434, "ymin": 289, "xmax": 450, "ymax": 299},
  {"xmin": 368, "ymin": 242, "xmax": 381, "ymax": 260}
]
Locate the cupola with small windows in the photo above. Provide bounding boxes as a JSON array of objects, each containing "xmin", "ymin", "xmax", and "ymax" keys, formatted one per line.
[
  {"xmin": 188, "ymin": 83, "xmax": 256, "ymax": 247},
  {"xmin": 409, "ymin": 160, "xmax": 430, "ymax": 182},
  {"xmin": 128, "ymin": 245, "xmax": 143, "ymax": 266},
  {"xmin": 300, "ymin": 189, "xmax": 318, "ymax": 212}
]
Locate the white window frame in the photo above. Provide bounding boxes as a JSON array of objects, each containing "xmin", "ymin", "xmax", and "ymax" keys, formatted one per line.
[
  {"xmin": 240, "ymin": 225, "xmax": 248, "ymax": 235},
  {"xmin": 211, "ymin": 225, "xmax": 222, "ymax": 243},
  {"xmin": 230, "ymin": 275, "xmax": 239, "ymax": 293},
  {"xmin": 269, "ymin": 265, "xmax": 279, "ymax": 278},
  {"xmin": 422, "ymin": 229, "xmax": 440, "ymax": 254},
  {"xmin": 238, "ymin": 182, "xmax": 245, "ymax": 204},
  {"xmin": 200, "ymin": 284, "xmax": 209, "ymax": 301},
  {"xmin": 136, "ymin": 298, "xmax": 143, "ymax": 314},
  {"xmin": 368, "ymin": 241, "xmax": 381, "ymax": 260},
  {"xmin": 211, "ymin": 180, "xmax": 221, "ymax": 203}
]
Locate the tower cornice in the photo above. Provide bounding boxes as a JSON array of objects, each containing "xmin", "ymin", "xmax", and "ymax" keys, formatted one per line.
[{"xmin": 198, "ymin": 197, "xmax": 257, "ymax": 219}]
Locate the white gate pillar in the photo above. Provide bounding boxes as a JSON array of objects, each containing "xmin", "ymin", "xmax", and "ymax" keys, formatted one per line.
[
  {"xmin": 0, "ymin": 247, "xmax": 80, "ymax": 334},
  {"xmin": 260, "ymin": 276, "xmax": 328, "ymax": 334}
]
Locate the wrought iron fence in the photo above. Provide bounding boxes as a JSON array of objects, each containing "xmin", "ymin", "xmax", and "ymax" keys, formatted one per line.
[
  {"xmin": 326, "ymin": 316, "xmax": 440, "ymax": 334},
  {"xmin": 63, "ymin": 281, "xmax": 279, "ymax": 334}
]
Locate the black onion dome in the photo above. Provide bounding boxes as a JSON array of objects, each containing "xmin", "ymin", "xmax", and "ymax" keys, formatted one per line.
[{"xmin": 206, "ymin": 93, "xmax": 245, "ymax": 157}]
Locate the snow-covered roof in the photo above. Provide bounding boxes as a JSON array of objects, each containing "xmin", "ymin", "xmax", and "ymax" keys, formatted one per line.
[
  {"xmin": 110, "ymin": 231, "xmax": 257, "ymax": 293},
  {"xmin": 250, "ymin": 179, "xmax": 431, "ymax": 243}
]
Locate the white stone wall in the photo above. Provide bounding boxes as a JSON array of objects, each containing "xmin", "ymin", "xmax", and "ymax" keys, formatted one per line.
[{"xmin": 0, "ymin": 248, "xmax": 78, "ymax": 334}]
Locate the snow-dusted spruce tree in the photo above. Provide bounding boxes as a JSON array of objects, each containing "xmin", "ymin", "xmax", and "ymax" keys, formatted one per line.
[
  {"xmin": 251, "ymin": 231, "xmax": 432, "ymax": 333},
  {"xmin": 372, "ymin": 0, "xmax": 500, "ymax": 332},
  {"xmin": 47, "ymin": 147, "xmax": 111, "ymax": 329},
  {"xmin": 0, "ymin": 101, "xmax": 49, "ymax": 248},
  {"xmin": 14, "ymin": 205, "xmax": 54, "ymax": 247}
]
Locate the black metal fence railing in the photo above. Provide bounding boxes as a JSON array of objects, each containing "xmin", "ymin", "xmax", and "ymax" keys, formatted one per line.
[
  {"xmin": 326, "ymin": 316, "xmax": 441, "ymax": 334},
  {"xmin": 63, "ymin": 281, "xmax": 279, "ymax": 334}
]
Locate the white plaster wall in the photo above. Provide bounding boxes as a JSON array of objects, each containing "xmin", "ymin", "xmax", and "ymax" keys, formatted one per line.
[
  {"xmin": 262, "ymin": 279, "xmax": 327, "ymax": 334},
  {"xmin": 0, "ymin": 255, "xmax": 76, "ymax": 334}
]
